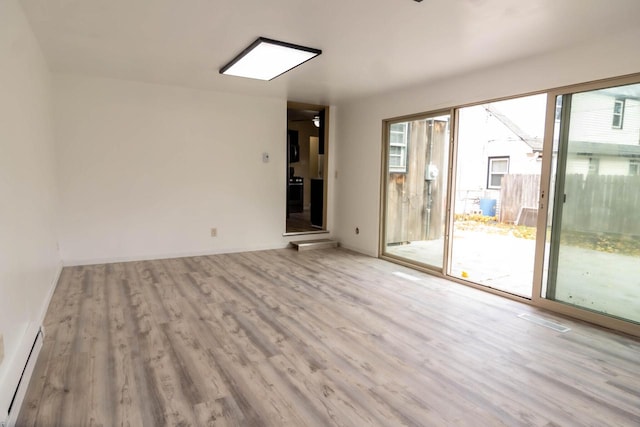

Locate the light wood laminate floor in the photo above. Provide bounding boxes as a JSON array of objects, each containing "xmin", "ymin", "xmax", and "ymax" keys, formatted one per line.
[{"xmin": 17, "ymin": 248, "xmax": 640, "ymax": 426}]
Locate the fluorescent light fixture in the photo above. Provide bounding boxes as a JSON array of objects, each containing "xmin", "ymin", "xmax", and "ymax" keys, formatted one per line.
[{"xmin": 220, "ymin": 37, "xmax": 322, "ymax": 81}]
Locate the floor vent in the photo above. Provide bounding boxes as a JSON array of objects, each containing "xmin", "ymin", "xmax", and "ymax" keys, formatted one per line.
[
  {"xmin": 392, "ymin": 271, "xmax": 421, "ymax": 281},
  {"xmin": 518, "ymin": 313, "xmax": 571, "ymax": 333},
  {"xmin": 290, "ymin": 239, "xmax": 338, "ymax": 251}
]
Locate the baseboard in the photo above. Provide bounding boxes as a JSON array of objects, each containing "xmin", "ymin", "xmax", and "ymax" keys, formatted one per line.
[
  {"xmin": 3, "ymin": 328, "xmax": 43, "ymax": 427},
  {"xmin": 0, "ymin": 262, "xmax": 60, "ymax": 426},
  {"xmin": 337, "ymin": 243, "xmax": 378, "ymax": 258},
  {"xmin": 40, "ymin": 262, "xmax": 63, "ymax": 325},
  {"xmin": 62, "ymin": 242, "xmax": 294, "ymax": 267}
]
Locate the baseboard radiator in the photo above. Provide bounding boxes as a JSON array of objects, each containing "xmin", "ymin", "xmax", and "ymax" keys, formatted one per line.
[{"xmin": 2, "ymin": 327, "xmax": 44, "ymax": 427}]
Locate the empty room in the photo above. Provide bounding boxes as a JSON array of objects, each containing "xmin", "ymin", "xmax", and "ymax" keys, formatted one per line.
[{"xmin": 2, "ymin": 0, "xmax": 640, "ymax": 425}]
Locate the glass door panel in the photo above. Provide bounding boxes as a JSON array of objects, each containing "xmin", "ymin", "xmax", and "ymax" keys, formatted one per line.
[
  {"xmin": 546, "ymin": 82, "xmax": 640, "ymax": 323},
  {"xmin": 383, "ymin": 114, "xmax": 450, "ymax": 269},
  {"xmin": 450, "ymin": 94, "xmax": 547, "ymax": 297}
]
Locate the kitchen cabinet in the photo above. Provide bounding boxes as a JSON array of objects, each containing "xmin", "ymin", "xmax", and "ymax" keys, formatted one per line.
[{"xmin": 310, "ymin": 178, "xmax": 323, "ymax": 227}]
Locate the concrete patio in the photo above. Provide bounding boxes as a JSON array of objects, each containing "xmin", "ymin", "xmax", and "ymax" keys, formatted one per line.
[{"xmin": 385, "ymin": 229, "xmax": 640, "ymax": 323}]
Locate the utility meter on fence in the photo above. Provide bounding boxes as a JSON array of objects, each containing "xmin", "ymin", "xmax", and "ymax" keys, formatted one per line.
[{"xmin": 425, "ymin": 164, "xmax": 439, "ymax": 181}]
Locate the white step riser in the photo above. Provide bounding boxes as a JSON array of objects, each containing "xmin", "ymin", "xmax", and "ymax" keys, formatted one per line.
[{"xmin": 291, "ymin": 239, "xmax": 338, "ymax": 251}]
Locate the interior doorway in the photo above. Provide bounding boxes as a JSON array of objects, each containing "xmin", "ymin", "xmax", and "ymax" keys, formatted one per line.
[{"xmin": 286, "ymin": 102, "xmax": 329, "ymax": 234}]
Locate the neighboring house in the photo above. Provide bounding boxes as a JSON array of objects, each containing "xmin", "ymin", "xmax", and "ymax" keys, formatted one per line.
[
  {"xmin": 455, "ymin": 89, "xmax": 640, "ymax": 217},
  {"xmin": 563, "ymin": 89, "xmax": 640, "ymax": 177},
  {"xmin": 454, "ymin": 102, "xmax": 544, "ymax": 216}
]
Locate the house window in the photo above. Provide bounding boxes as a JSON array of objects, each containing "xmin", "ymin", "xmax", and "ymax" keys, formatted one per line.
[
  {"xmin": 612, "ymin": 99, "xmax": 625, "ymax": 129},
  {"xmin": 487, "ymin": 157, "xmax": 509, "ymax": 189},
  {"xmin": 389, "ymin": 122, "xmax": 409, "ymax": 173},
  {"xmin": 630, "ymin": 159, "xmax": 640, "ymax": 176}
]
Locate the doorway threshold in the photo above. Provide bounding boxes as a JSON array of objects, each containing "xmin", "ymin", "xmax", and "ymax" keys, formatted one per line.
[
  {"xmin": 284, "ymin": 230, "xmax": 330, "ymax": 237},
  {"xmin": 290, "ymin": 238, "xmax": 338, "ymax": 251}
]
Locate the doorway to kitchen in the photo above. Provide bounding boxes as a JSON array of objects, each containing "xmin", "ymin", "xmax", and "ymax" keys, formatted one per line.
[{"xmin": 285, "ymin": 102, "xmax": 329, "ymax": 234}]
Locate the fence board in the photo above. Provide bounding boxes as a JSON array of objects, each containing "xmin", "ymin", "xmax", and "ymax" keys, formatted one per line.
[
  {"xmin": 560, "ymin": 174, "xmax": 640, "ymax": 236},
  {"xmin": 499, "ymin": 174, "xmax": 540, "ymax": 224}
]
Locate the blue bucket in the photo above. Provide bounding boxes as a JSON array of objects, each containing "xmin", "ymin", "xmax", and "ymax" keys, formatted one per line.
[{"xmin": 479, "ymin": 198, "xmax": 496, "ymax": 217}]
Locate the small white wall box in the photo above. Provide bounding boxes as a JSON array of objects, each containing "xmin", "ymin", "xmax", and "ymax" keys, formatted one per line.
[{"xmin": 425, "ymin": 164, "xmax": 439, "ymax": 181}]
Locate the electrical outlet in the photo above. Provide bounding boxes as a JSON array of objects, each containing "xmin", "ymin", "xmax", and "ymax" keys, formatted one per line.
[{"xmin": 210, "ymin": 228, "xmax": 217, "ymax": 237}]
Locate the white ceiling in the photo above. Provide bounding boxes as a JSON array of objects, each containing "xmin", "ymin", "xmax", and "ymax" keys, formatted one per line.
[{"xmin": 19, "ymin": 0, "xmax": 640, "ymax": 104}]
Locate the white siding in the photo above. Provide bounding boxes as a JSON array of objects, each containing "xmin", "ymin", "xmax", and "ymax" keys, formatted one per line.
[
  {"xmin": 570, "ymin": 93, "xmax": 640, "ymax": 145},
  {"xmin": 600, "ymin": 158, "xmax": 630, "ymax": 176},
  {"xmin": 566, "ymin": 157, "xmax": 590, "ymax": 176}
]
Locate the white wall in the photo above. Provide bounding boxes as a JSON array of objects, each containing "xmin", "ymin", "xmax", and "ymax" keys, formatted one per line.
[
  {"xmin": 54, "ymin": 75, "xmax": 335, "ymax": 264},
  {"xmin": 0, "ymin": 0, "xmax": 61, "ymax": 418},
  {"xmin": 334, "ymin": 27, "xmax": 640, "ymax": 256}
]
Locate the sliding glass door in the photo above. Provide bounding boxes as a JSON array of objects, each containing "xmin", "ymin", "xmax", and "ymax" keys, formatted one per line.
[
  {"xmin": 380, "ymin": 74, "xmax": 640, "ymax": 333},
  {"xmin": 449, "ymin": 94, "xmax": 546, "ymax": 297},
  {"xmin": 544, "ymin": 82, "xmax": 640, "ymax": 323},
  {"xmin": 382, "ymin": 113, "xmax": 450, "ymax": 270}
]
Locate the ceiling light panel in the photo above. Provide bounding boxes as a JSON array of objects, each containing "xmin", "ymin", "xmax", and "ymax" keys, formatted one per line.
[{"xmin": 220, "ymin": 37, "xmax": 322, "ymax": 81}]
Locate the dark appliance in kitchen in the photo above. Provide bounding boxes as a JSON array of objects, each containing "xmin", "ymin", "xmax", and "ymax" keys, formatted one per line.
[
  {"xmin": 288, "ymin": 175, "xmax": 304, "ymax": 213},
  {"xmin": 288, "ymin": 130, "xmax": 299, "ymax": 163},
  {"xmin": 310, "ymin": 178, "xmax": 323, "ymax": 227},
  {"xmin": 287, "ymin": 129, "xmax": 302, "ymax": 216}
]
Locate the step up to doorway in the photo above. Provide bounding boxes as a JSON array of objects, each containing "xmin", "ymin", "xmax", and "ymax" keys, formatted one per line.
[{"xmin": 290, "ymin": 239, "xmax": 339, "ymax": 251}]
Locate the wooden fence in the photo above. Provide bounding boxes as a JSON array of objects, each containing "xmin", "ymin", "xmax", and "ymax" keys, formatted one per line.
[
  {"xmin": 562, "ymin": 174, "xmax": 640, "ymax": 236},
  {"xmin": 386, "ymin": 120, "xmax": 448, "ymax": 244},
  {"xmin": 499, "ymin": 174, "xmax": 540, "ymax": 225},
  {"xmin": 500, "ymin": 173, "xmax": 640, "ymax": 236}
]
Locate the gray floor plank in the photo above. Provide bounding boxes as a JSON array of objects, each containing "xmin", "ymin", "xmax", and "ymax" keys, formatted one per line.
[{"xmin": 16, "ymin": 248, "xmax": 640, "ymax": 426}]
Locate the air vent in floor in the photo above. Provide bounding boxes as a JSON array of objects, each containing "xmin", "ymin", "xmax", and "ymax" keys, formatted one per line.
[
  {"xmin": 518, "ymin": 313, "xmax": 571, "ymax": 333},
  {"xmin": 392, "ymin": 271, "xmax": 421, "ymax": 281}
]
